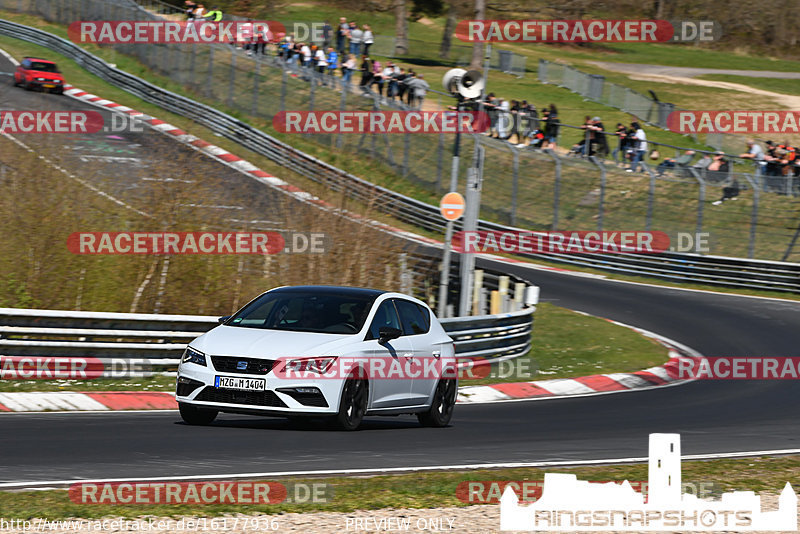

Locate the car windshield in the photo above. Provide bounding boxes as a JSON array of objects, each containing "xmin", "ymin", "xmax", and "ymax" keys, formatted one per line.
[
  {"xmin": 30, "ymin": 62, "xmax": 58, "ymax": 73},
  {"xmin": 226, "ymin": 290, "xmax": 378, "ymax": 334}
]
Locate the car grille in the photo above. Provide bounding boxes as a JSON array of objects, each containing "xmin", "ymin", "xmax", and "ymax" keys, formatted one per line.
[
  {"xmin": 279, "ymin": 390, "xmax": 329, "ymax": 407},
  {"xmin": 210, "ymin": 356, "xmax": 274, "ymax": 375},
  {"xmin": 195, "ymin": 387, "xmax": 287, "ymax": 408}
]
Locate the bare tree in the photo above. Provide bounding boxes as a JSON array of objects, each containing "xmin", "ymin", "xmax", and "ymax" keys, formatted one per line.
[
  {"xmin": 469, "ymin": 0, "xmax": 485, "ymax": 69},
  {"xmin": 394, "ymin": 0, "xmax": 409, "ymax": 55}
]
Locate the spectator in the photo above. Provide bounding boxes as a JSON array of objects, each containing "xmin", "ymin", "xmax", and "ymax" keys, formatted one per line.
[
  {"xmin": 349, "ymin": 23, "xmax": 363, "ymax": 56},
  {"xmin": 184, "ymin": 0, "xmax": 196, "ymax": 20},
  {"xmin": 359, "ymin": 55, "xmax": 373, "ymax": 91},
  {"xmin": 590, "ymin": 117, "xmax": 608, "ymax": 157},
  {"xmin": 542, "ymin": 104, "xmax": 559, "ymax": 149},
  {"xmin": 712, "ymin": 175, "xmax": 740, "ymax": 205},
  {"xmin": 326, "ymin": 47, "xmax": 338, "ymax": 76},
  {"xmin": 374, "ymin": 61, "xmax": 396, "ymax": 99},
  {"xmin": 314, "ymin": 46, "xmax": 328, "ymax": 75},
  {"xmin": 739, "ymin": 139, "xmax": 766, "ymax": 176},
  {"xmin": 362, "ymin": 24, "xmax": 374, "ymax": 56},
  {"xmin": 392, "ymin": 67, "xmax": 408, "ymax": 102},
  {"xmin": 193, "ymin": 3, "xmax": 206, "ymax": 19},
  {"xmin": 336, "ymin": 17, "xmax": 349, "ymax": 55},
  {"xmin": 498, "ymin": 99, "xmax": 512, "ymax": 139},
  {"xmin": 341, "ymin": 54, "xmax": 356, "ymax": 86},
  {"xmin": 611, "ymin": 123, "xmax": 630, "ymax": 164},
  {"xmin": 571, "ymin": 115, "xmax": 593, "ymax": 155},
  {"xmin": 656, "ymin": 150, "xmax": 695, "ymax": 177},
  {"xmin": 626, "ymin": 121, "xmax": 647, "ymax": 173},
  {"xmin": 706, "ymin": 151, "xmax": 730, "ymax": 182},
  {"xmin": 321, "ymin": 20, "xmax": 332, "ymax": 49},
  {"xmin": 406, "ymin": 72, "xmax": 429, "ymax": 108},
  {"xmin": 692, "ymin": 152, "xmax": 713, "ymax": 173},
  {"xmin": 521, "ymin": 101, "xmax": 539, "ymax": 136},
  {"xmin": 300, "ymin": 42, "xmax": 312, "ymax": 69}
]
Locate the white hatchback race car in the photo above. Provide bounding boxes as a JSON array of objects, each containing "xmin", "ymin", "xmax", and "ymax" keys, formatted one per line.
[{"xmin": 176, "ymin": 286, "xmax": 457, "ymax": 430}]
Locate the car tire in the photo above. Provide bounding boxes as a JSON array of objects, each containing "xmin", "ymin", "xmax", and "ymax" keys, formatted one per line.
[
  {"xmin": 335, "ymin": 375, "xmax": 368, "ymax": 431},
  {"xmin": 417, "ymin": 379, "xmax": 456, "ymax": 427},
  {"xmin": 23, "ymin": 80, "xmax": 31, "ymax": 91},
  {"xmin": 178, "ymin": 402, "xmax": 218, "ymax": 425}
]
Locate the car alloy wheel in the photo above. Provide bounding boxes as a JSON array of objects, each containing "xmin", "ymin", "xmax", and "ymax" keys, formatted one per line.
[
  {"xmin": 417, "ymin": 378, "xmax": 456, "ymax": 427},
  {"xmin": 336, "ymin": 375, "xmax": 368, "ymax": 430}
]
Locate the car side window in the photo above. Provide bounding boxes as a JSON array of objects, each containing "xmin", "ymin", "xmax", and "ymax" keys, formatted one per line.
[
  {"xmin": 367, "ymin": 300, "xmax": 402, "ymax": 340},
  {"xmin": 21, "ymin": 59, "xmax": 29, "ymax": 68},
  {"xmin": 395, "ymin": 299, "xmax": 430, "ymax": 335}
]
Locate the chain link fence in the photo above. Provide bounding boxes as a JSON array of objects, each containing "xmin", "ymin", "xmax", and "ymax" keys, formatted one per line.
[{"xmin": 2, "ymin": 0, "xmax": 799, "ymax": 261}]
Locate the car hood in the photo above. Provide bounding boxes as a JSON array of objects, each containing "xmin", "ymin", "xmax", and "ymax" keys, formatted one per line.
[
  {"xmin": 190, "ymin": 325, "xmax": 360, "ymax": 358},
  {"xmin": 28, "ymin": 69, "xmax": 63, "ymax": 80}
]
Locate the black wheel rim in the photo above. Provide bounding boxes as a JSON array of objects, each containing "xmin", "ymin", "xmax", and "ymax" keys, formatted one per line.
[
  {"xmin": 344, "ymin": 379, "xmax": 366, "ymax": 424},
  {"xmin": 435, "ymin": 380, "xmax": 456, "ymax": 419}
]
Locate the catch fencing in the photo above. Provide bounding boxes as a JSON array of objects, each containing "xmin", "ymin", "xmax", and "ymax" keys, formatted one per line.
[{"xmin": 1, "ymin": 16, "xmax": 800, "ymax": 286}]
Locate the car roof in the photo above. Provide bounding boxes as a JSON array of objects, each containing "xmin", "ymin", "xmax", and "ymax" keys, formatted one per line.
[
  {"xmin": 268, "ymin": 285, "xmax": 386, "ymax": 298},
  {"xmin": 23, "ymin": 57, "xmax": 56, "ymax": 63}
]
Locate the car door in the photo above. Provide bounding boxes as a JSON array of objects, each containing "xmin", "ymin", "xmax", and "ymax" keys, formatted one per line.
[
  {"xmin": 394, "ymin": 299, "xmax": 440, "ymax": 405},
  {"xmin": 365, "ymin": 299, "xmax": 415, "ymax": 409}
]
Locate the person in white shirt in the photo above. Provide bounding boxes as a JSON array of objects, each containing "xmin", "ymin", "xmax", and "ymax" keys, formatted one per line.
[
  {"xmin": 300, "ymin": 43, "xmax": 312, "ymax": 68},
  {"xmin": 314, "ymin": 47, "xmax": 328, "ymax": 74},
  {"xmin": 362, "ymin": 24, "xmax": 374, "ymax": 56},
  {"xmin": 626, "ymin": 122, "xmax": 647, "ymax": 173}
]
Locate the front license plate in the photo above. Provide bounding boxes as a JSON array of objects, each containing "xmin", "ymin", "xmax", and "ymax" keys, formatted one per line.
[
  {"xmin": 215, "ymin": 376, "xmax": 266, "ymax": 391},
  {"xmin": 43, "ymin": 84, "xmax": 55, "ymax": 88}
]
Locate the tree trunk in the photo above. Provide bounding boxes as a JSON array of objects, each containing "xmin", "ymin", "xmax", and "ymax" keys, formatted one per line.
[
  {"xmin": 394, "ymin": 0, "xmax": 409, "ymax": 55},
  {"xmin": 469, "ymin": 0, "xmax": 485, "ymax": 69},
  {"xmin": 439, "ymin": 1, "xmax": 458, "ymax": 59}
]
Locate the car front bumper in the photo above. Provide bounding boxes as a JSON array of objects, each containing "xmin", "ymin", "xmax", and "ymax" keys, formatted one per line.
[{"xmin": 176, "ymin": 361, "xmax": 342, "ymax": 416}]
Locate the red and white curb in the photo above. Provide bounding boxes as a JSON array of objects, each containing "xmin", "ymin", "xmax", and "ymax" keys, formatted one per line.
[
  {"xmin": 0, "ymin": 391, "xmax": 176, "ymax": 412},
  {"xmin": 457, "ymin": 315, "xmax": 706, "ymax": 404}
]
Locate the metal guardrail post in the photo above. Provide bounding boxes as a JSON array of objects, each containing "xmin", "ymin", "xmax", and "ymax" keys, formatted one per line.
[
  {"xmin": 690, "ymin": 170, "xmax": 706, "ymax": 239},
  {"xmin": 542, "ymin": 148, "xmax": 561, "ymax": 230},
  {"xmin": 510, "ymin": 145, "xmax": 519, "ymax": 226},
  {"xmin": 645, "ymin": 165, "xmax": 657, "ymax": 232},
  {"xmin": 589, "ymin": 156, "xmax": 606, "ymax": 232},
  {"xmin": 251, "ymin": 53, "xmax": 260, "ymax": 117},
  {"xmin": 228, "ymin": 48, "xmax": 236, "ymax": 107},
  {"xmin": 741, "ymin": 173, "xmax": 759, "ymax": 258},
  {"xmin": 205, "ymin": 45, "xmax": 214, "ymax": 99}
]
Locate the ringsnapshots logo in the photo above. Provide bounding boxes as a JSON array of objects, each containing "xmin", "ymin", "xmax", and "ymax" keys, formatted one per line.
[
  {"xmin": 668, "ymin": 111, "xmax": 800, "ymax": 134},
  {"xmin": 499, "ymin": 433, "xmax": 797, "ymax": 531},
  {"xmin": 0, "ymin": 111, "xmax": 143, "ymax": 134},
  {"xmin": 273, "ymin": 111, "xmax": 490, "ymax": 135},
  {"xmin": 455, "ymin": 20, "xmax": 720, "ymax": 43},
  {"xmin": 68, "ymin": 21, "xmax": 285, "ymax": 44}
]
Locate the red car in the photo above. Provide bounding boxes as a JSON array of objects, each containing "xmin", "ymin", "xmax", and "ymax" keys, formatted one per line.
[{"xmin": 13, "ymin": 57, "xmax": 65, "ymax": 94}]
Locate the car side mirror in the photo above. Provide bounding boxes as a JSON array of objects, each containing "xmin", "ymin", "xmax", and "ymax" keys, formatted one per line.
[
  {"xmin": 218, "ymin": 315, "xmax": 231, "ymax": 324},
  {"xmin": 378, "ymin": 326, "xmax": 402, "ymax": 344}
]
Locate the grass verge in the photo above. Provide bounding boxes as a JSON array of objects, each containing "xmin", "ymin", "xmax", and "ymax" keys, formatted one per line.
[{"xmin": 1, "ymin": 455, "xmax": 797, "ymax": 520}]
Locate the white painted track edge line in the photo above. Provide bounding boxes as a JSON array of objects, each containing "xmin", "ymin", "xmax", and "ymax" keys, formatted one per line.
[{"xmin": 3, "ymin": 448, "xmax": 800, "ymax": 489}]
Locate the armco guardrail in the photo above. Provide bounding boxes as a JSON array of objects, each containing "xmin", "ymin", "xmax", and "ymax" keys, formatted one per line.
[
  {"xmin": 0, "ymin": 306, "xmax": 534, "ymax": 376},
  {"xmin": 1, "ymin": 20, "xmax": 799, "ymax": 293}
]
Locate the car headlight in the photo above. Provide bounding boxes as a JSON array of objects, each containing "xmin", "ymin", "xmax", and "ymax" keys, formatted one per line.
[
  {"xmin": 283, "ymin": 357, "xmax": 337, "ymax": 375},
  {"xmin": 181, "ymin": 347, "xmax": 207, "ymax": 366},
  {"xmin": 35, "ymin": 77, "xmax": 45, "ymax": 81}
]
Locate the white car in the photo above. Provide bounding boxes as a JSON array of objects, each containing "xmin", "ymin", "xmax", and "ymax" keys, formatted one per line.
[{"xmin": 176, "ymin": 286, "xmax": 457, "ymax": 430}]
